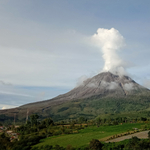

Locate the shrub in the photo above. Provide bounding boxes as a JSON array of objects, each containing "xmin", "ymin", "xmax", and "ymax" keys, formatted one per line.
[
  {"xmin": 148, "ymin": 131, "xmax": 150, "ymax": 139},
  {"xmin": 53, "ymin": 145, "xmax": 65, "ymax": 150},
  {"xmin": 53, "ymin": 130, "xmax": 62, "ymax": 136},
  {"xmin": 89, "ymin": 139, "xmax": 103, "ymax": 150},
  {"xmin": 66, "ymin": 145, "xmax": 75, "ymax": 150}
]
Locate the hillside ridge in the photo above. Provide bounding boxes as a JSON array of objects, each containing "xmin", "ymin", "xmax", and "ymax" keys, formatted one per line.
[{"xmin": 0, "ymin": 72, "xmax": 150, "ymax": 122}]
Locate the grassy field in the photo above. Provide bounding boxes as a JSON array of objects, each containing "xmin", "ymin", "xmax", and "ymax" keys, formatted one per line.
[{"xmin": 34, "ymin": 123, "xmax": 146, "ymax": 148}]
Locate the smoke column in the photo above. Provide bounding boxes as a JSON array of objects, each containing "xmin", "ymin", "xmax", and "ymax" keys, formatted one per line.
[{"xmin": 92, "ymin": 28, "xmax": 126, "ymax": 75}]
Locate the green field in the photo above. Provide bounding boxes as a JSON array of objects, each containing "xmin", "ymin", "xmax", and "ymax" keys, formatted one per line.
[{"xmin": 34, "ymin": 123, "xmax": 146, "ymax": 148}]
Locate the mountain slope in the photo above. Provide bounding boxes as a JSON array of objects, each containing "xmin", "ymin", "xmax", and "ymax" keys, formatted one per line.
[
  {"xmin": 0, "ymin": 72, "xmax": 150, "ymax": 122},
  {"xmin": 55, "ymin": 71, "xmax": 147, "ymax": 99}
]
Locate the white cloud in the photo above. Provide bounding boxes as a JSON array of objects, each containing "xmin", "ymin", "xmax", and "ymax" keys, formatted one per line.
[
  {"xmin": 87, "ymin": 82, "xmax": 98, "ymax": 88},
  {"xmin": 0, "ymin": 104, "xmax": 17, "ymax": 110},
  {"xmin": 143, "ymin": 79, "xmax": 150, "ymax": 89},
  {"xmin": 86, "ymin": 78, "xmax": 98, "ymax": 88},
  {"xmin": 0, "ymin": 91, "xmax": 34, "ymax": 97},
  {"xmin": 91, "ymin": 28, "xmax": 127, "ymax": 76},
  {"xmin": 76, "ymin": 75, "xmax": 88, "ymax": 87},
  {"xmin": 0, "ymin": 1, "xmax": 149, "ymax": 111},
  {"xmin": 2, "ymin": 106, "xmax": 7, "ymax": 110},
  {"xmin": 123, "ymin": 83, "xmax": 134, "ymax": 91},
  {"xmin": 107, "ymin": 82, "xmax": 119, "ymax": 90},
  {"xmin": 0, "ymin": 80, "xmax": 12, "ymax": 86},
  {"xmin": 0, "ymin": 28, "xmax": 101, "ymax": 88},
  {"xmin": 100, "ymin": 81, "xmax": 119, "ymax": 90},
  {"xmin": 0, "ymin": 82, "xmax": 72, "ymax": 107},
  {"xmin": 0, "ymin": 7, "xmax": 102, "ymax": 89}
]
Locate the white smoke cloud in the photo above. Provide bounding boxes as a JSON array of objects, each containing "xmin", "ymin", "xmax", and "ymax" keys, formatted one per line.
[
  {"xmin": 76, "ymin": 75, "xmax": 88, "ymax": 87},
  {"xmin": 92, "ymin": 28, "xmax": 127, "ymax": 76},
  {"xmin": 87, "ymin": 83, "xmax": 98, "ymax": 88},
  {"xmin": 101, "ymin": 81, "xmax": 109, "ymax": 88},
  {"xmin": 76, "ymin": 77, "xmax": 120, "ymax": 89},
  {"xmin": 107, "ymin": 82, "xmax": 119, "ymax": 90},
  {"xmin": 101, "ymin": 81, "xmax": 119, "ymax": 90},
  {"xmin": 86, "ymin": 78, "xmax": 98, "ymax": 88},
  {"xmin": 123, "ymin": 83, "xmax": 134, "ymax": 91},
  {"xmin": 84, "ymin": 80, "xmax": 119, "ymax": 89}
]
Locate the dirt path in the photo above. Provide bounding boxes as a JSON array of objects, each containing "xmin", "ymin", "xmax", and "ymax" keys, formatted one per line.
[{"xmin": 106, "ymin": 130, "xmax": 150, "ymax": 143}]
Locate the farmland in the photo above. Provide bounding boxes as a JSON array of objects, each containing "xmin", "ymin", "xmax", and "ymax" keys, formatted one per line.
[{"xmin": 34, "ymin": 123, "xmax": 147, "ymax": 148}]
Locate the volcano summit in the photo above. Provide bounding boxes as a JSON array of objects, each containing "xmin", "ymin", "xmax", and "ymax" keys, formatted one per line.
[{"xmin": 0, "ymin": 72, "xmax": 150, "ymax": 122}]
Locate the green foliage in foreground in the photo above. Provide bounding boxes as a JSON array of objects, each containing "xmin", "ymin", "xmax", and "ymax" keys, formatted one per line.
[
  {"xmin": 34, "ymin": 123, "xmax": 146, "ymax": 148},
  {"xmin": 33, "ymin": 137, "xmax": 150, "ymax": 150},
  {"xmin": 0, "ymin": 120, "xmax": 150, "ymax": 150},
  {"xmin": 103, "ymin": 137, "xmax": 150, "ymax": 150}
]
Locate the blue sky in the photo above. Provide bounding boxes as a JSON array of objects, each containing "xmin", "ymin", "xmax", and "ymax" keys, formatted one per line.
[{"xmin": 0, "ymin": 0, "xmax": 150, "ymax": 109}]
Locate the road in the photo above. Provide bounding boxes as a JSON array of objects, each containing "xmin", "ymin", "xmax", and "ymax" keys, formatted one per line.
[{"xmin": 106, "ymin": 130, "xmax": 149, "ymax": 143}]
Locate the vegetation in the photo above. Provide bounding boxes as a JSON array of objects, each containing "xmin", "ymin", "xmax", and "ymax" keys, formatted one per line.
[
  {"xmin": 0, "ymin": 133, "xmax": 12, "ymax": 150},
  {"xmin": 1, "ymin": 114, "xmax": 150, "ymax": 149},
  {"xmin": 33, "ymin": 137, "xmax": 150, "ymax": 150},
  {"xmin": 1, "ymin": 91, "xmax": 150, "ymax": 124},
  {"xmin": 89, "ymin": 139, "xmax": 103, "ymax": 150},
  {"xmin": 42, "ymin": 92, "xmax": 150, "ymax": 122},
  {"xmin": 34, "ymin": 122, "xmax": 147, "ymax": 148}
]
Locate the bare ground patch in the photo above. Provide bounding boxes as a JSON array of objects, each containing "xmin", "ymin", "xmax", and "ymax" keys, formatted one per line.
[{"xmin": 105, "ymin": 130, "xmax": 149, "ymax": 143}]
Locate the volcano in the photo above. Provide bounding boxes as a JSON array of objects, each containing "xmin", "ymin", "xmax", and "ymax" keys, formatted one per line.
[
  {"xmin": 54, "ymin": 71, "xmax": 148, "ymax": 99},
  {"xmin": 0, "ymin": 72, "xmax": 150, "ymax": 122}
]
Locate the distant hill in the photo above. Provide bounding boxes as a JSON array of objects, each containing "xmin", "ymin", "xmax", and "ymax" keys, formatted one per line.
[{"xmin": 1, "ymin": 72, "xmax": 150, "ymax": 122}]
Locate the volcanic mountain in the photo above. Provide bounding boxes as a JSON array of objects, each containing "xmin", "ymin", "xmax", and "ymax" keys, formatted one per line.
[{"xmin": 0, "ymin": 72, "xmax": 150, "ymax": 122}]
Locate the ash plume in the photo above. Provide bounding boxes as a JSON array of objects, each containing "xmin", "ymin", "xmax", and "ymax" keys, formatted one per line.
[{"xmin": 92, "ymin": 28, "xmax": 126, "ymax": 76}]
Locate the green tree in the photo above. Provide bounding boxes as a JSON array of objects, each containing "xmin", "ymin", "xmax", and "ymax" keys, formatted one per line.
[
  {"xmin": 53, "ymin": 145, "xmax": 65, "ymax": 150},
  {"xmin": 66, "ymin": 145, "xmax": 75, "ymax": 150},
  {"xmin": 125, "ymin": 136, "xmax": 140, "ymax": 150},
  {"xmin": 30, "ymin": 114, "xmax": 39, "ymax": 126},
  {"xmin": 113, "ymin": 121, "xmax": 118, "ymax": 125},
  {"xmin": 0, "ymin": 133, "xmax": 12, "ymax": 150},
  {"xmin": 97, "ymin": 118, "xmax": 102, "ymax": 125},
  {"xmin": 89, "ymin": 139, "xmax": 103, "ymax": 150},
  {"xmin": 103, "ymin": 118, "xmax": 106, "ymax": 123},
  {"xmin": 44, "ymin": 118, "xmax": 54, "ymax": 127},
  {"xmin": 0, "ymin": 122, "xmax": 2, "ymax": 126},
  {"xmin": 79, "ymin": 117, "xmax": 86, "ymax": 124},
  {"xmin": 141, "ymin": 117, "xmax": 147, "ymax": 121},
  {"xmin": 148, "ymin": 131, "xmax": 150, "ymax": 139}
]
